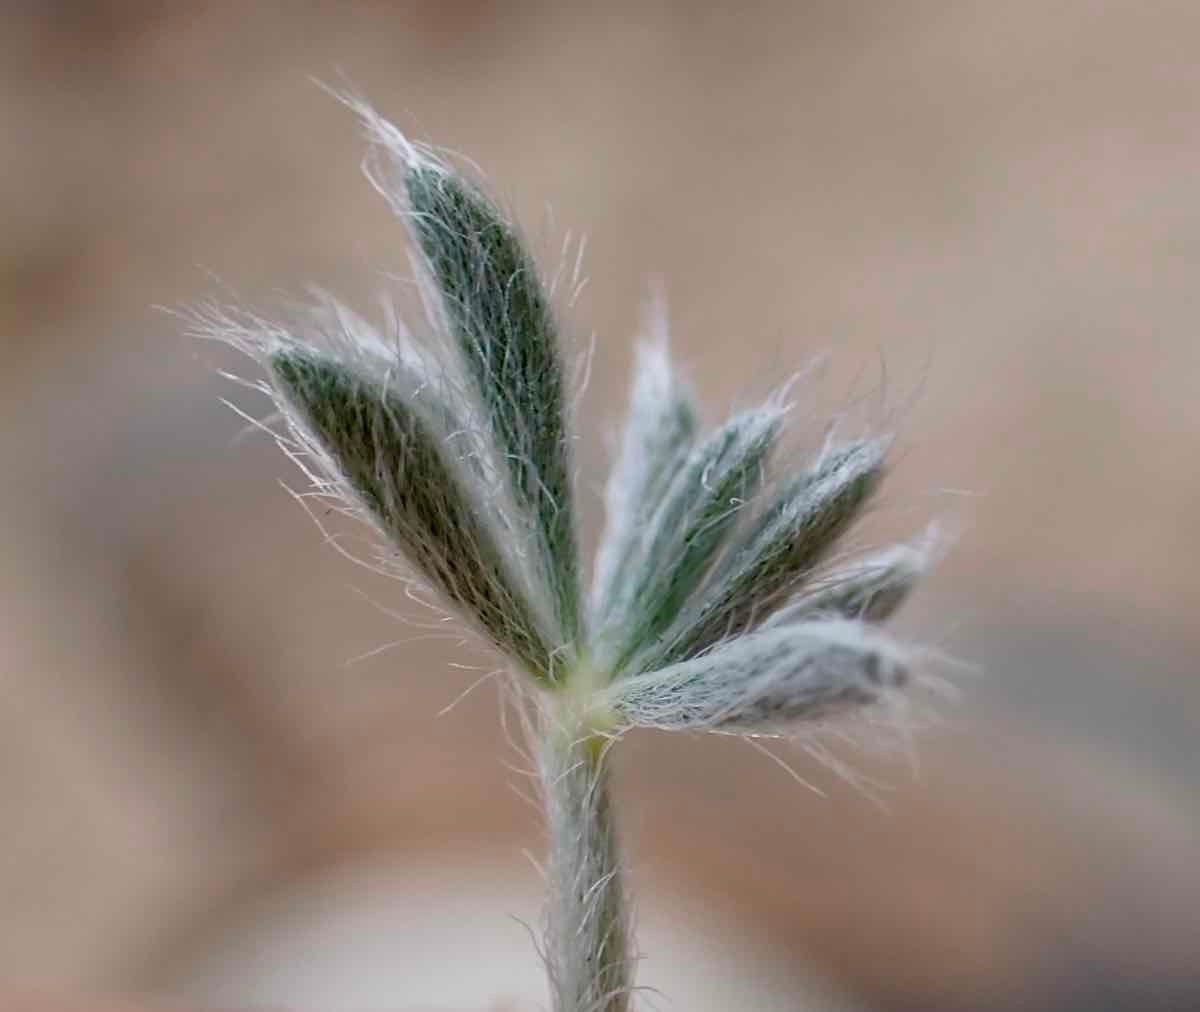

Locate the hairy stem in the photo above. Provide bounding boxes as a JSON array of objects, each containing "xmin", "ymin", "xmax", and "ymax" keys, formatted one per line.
[{"xmin": 541, "ymin": 703, "xmax": 632, "ymax": 1012}]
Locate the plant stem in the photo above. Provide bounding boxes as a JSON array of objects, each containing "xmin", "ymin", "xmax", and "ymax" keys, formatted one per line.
[{"xmin": 541, "ymin": 704, "xmax": 632, "ymax": 1012}]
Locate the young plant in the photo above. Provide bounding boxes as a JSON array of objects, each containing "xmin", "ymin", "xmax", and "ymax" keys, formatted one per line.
[{"xmin": 195, "ymin": 102, "xmax": 934, "ymax": 1012}]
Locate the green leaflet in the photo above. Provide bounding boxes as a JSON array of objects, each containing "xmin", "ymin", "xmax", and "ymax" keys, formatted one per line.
[
  {"xmin": 767, "ymin": 540, "xmax": 927, "ymax": 626},
  {"xmin": 609, "ymin": 622, "xmax": 909, "ymax": 732},
  {"xmin": 591, "ymin": 338, "xmax": 699, "ymax": 627},
  {"xmin": 405, "ymin": 161, "xmax": 582, "ymax": 650},
  {"xmin": 641, "ymin": 438, "xmax": 888, "ymax": 671},
  {"xmin": 599, "ymin": 408, "xmax": 780, "ymax": 673},
  {"xmin": 271, "ymin": 346, "xmax": 557, "ymax": 682}
]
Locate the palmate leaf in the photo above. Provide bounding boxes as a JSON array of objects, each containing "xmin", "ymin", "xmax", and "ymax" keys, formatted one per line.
[{"xmin": 202, "ymin": 100, "xmax": 940, "ymax": 1012}]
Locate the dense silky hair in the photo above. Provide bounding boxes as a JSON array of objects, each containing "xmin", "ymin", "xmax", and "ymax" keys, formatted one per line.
[{"xmin": 194, "ymin": 98, "xmax": 936, "ymax": 1012}]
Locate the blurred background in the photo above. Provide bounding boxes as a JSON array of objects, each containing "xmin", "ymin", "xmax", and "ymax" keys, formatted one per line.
[{"xmin": 2, "ymin": 2, "xmax": 1199, "ymax": 1010}]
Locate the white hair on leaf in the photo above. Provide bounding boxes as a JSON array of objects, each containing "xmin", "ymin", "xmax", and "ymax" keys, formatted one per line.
[
  {"xmin": 192, "ymin": 95, "xmax": 949, "ymax": 1012},
  {"xmin": 765, "ymin": 523, "xmax": 943, "ymax": 626},
  {"xmin": 608, "ymin": 620, "xmax": 910, "ymax": 733},
  {"xmin": 590, "ymin": 305, "xmax": 699, "ymax": 626}
]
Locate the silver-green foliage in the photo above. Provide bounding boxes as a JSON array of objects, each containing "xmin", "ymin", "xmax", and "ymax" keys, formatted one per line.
[{"xmin": 197, "ymin": 100, "xmax": 935, "ymax": 1012}]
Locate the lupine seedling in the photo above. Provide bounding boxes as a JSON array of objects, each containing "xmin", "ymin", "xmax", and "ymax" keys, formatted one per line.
[{"xmin": 195, "ymin": 101, "xmax": 936, "ymax": 1012}]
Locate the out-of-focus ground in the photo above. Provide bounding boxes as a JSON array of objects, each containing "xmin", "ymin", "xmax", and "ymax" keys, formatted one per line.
[{"xmin": 2, "ymin": 2, "xmax": 1199, "ymax": 1010}]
